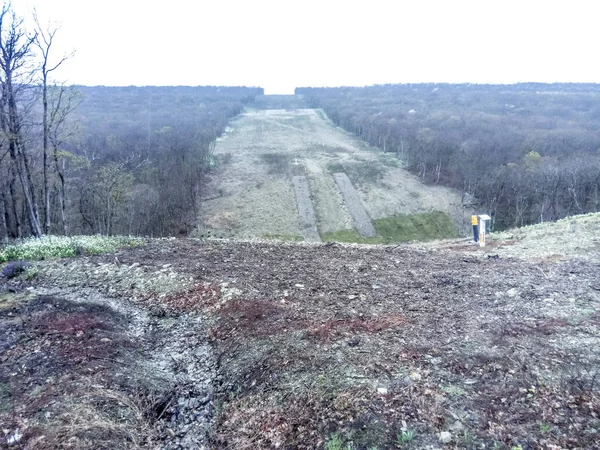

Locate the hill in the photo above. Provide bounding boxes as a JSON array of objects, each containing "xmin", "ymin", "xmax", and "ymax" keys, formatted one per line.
[{"xmin": 1, "ymin": 215, "xmax": 599, "ymax": 448}]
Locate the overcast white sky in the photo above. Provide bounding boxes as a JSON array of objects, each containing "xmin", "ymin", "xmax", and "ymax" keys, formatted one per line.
[{"xmin": 10, "ymin": 0, "xmax": 600, "ymax": 94}]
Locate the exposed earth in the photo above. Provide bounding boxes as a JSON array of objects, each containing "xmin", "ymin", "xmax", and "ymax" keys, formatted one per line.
[
  {"xmin": 1, "ymin": 214, "xmax": 599, "ymax": 449},
  {"xmin": 198, "ymin": 109, "xmax": 467, "ymax": 241}
]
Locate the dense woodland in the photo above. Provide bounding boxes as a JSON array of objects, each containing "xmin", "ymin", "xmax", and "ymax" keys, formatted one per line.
[
  {"xmin": 297, "ymin": 84, "xmax": 600, "ymax": 229},
  {"xmin": 0, "ymin": 4, "xmax": 262, "ymax": 239},
  {"xmin": 62, "ymin": 85, "xmax": 260, "ymax": 236}
]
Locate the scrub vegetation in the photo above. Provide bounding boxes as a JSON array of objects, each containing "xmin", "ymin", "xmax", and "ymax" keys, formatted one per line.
[{"xmin": 0, "ymin": 235, "xmax": 144, "ymax": 262}]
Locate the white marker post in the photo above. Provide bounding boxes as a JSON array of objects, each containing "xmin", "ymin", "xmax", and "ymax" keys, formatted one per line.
[{"xmin": 478, "ymin": 215, "xmax": 491, "ymax": 247}]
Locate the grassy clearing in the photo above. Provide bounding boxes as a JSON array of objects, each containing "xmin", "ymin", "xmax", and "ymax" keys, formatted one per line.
[
  {"xmin": 321, "ymin": 211, "xmax": 459, "ymax": 244},
  {"xmin": 327, "ymin": 162, "xmax": 345, "ymax": 173},
  {"xmin": 326, "ymin": 161, "xmax": 386, "ymax": 187},
  {"xmin": 0, "ymin": 235, "xmax": 144, "ymax": 262}
]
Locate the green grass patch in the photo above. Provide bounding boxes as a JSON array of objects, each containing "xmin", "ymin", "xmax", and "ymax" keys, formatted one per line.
[
  {"xmin": 321, "ymin": 212, "xmax": 459, "ymax": 244},
  {"xmin": 321, "ymin": 228, "xmax": 369, "ymax": 243},
  {"xmin": 377, "ymin": 153, "xmax": 403, "ymax": 168},
  {"xmin": 263, "ymin": 234, "xmax": 304, "ymax": 242},
  {"xmin": 328, "ymin": 161, "xmax": 386, "ymax": 187},
  {"xmin": 375, "ymin": 212, "xmax": 459, "ymax": 242},
  {"xmin": 327, "ymin": 162, "xmax": 345, "ymax": 173},
  {"xmin": 326, "ymin": 161, "xmax": 386, "ymax": 186},
  {"xmin": 0, "ymin": 235, "xmax": 145, "ymax": 262},
  {"xmin": 260, "ymin": 153, "xmax": 293, "ymax": 175}
]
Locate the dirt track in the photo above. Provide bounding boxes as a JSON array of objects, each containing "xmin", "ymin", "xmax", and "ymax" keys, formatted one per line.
[
  {"xmin": 292, "ymin": 175, "xmax": 321, "ymax": 242},
  {"xmin": 2, "ymin": 230, "xmax": 596, "ymax": 449},
  {"xmin": 199, "ymin": 109, "xmax": 466, "ymax": 240}
]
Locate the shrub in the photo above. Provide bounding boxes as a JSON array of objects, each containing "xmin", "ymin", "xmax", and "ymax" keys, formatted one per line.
[{"xmin": 0, "ymin": 235, "xmax": 145, "ymax": 263}]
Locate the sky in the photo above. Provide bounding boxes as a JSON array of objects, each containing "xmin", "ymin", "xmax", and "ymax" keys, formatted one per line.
[{"xmin": 10, "ymin": 0, "xmax": 600, "ymax": 94}]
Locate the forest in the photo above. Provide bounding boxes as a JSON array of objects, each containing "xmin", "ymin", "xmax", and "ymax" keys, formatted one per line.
[
  {"xmin": 0, "ymin": 5, "xmax": 262, "ymax": 239},
  {"xmin": 297, "ymin": 83, "xmax": 600, "ymax": 229}
]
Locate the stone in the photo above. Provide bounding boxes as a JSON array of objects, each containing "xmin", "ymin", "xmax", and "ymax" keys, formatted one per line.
[
  {"xmin": 450, "ymin": 420, "xmax": 464, "ymax": 432},
  {"xmin": 409, "ymin": 371, "xmax": 422, "ymax": 381},
  {"xmin": 439, "ymin": 431, "xmax": 452, "ymax": 443}
]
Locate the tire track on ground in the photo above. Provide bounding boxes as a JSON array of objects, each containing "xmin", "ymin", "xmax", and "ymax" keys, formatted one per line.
[
  {"xmin": 333, "ymin": 172, "xmax": 376, "ymax": 237},
  {"xmin": 292, "ymin": 175, "xmax": 321, "ymax": 242}
]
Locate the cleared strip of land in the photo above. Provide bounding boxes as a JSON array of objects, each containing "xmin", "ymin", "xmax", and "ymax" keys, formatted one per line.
[
  {"xmin": 292, "ymin": 175, "xmax": 321, "ymax": 242},
  {"xmin": 333, "ymin": 172, "xmax": 376, "ymax": 237},
  {"xmin": 199, "ymin": 108, "xmax": 466, "ymax": 240}
]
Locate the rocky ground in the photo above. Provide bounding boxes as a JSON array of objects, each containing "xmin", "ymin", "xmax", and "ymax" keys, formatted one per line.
[
  {"xmin": 1, "ymin": 216, "xmax": 599, "ymax": 449},
  {"xmin": 0, "ymin": 253, "xmax": 219, "ymax": 449}
]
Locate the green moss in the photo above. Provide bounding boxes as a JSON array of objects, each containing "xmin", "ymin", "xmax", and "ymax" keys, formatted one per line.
[{"xmin": 321, "ymin": 211, "xmax": 459, "ymax": 244}]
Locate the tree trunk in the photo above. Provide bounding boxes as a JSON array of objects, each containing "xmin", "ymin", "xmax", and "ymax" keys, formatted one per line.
[
  {"xmin": 0, "ymin": 192, "xmax": 8, "ymax": 241},
  {"xmin": 8, "ymin": 169, "xmax": 21, "ymax": 238},
  {"xmin": 53, "ymin": 144, "xmax": 68, "ymax": 235},
  {"xmin": 1, "ymin": 78, "xmax": 42, "ymax": 237},
  {"xmin": 42, "ymin": 72, "xmax": 50, "ymax": 233}
]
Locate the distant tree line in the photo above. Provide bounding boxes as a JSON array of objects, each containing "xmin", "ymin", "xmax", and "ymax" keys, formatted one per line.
[
  {"xmin": 297, "ymin": 83, "xmax": 600, "ymax": 229},
  {"xmin": 0, "ymin": 4, "xmax": 263, "ymax": 239}
]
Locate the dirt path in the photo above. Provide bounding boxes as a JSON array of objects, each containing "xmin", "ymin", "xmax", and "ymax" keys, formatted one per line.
[{"xmin": 199, "ymin": 109, "xmax": 467, "ymax": 240}]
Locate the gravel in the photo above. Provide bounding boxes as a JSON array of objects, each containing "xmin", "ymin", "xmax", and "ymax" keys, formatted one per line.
[
  {"xmin": 292, "ymin": 175, "xmax": 321, "ymax": 242},
  {"xmin": 333, "ymin": 172, "xmax": 376, "ymax": 237}
]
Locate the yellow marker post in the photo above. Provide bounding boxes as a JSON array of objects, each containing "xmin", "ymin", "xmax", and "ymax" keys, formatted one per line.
[{"xmin": 471, "ymin": 215, "xmax": 479, "ymax": 243}]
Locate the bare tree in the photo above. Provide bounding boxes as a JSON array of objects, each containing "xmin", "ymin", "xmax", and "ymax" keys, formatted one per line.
[
  {"xmin": 0, "ymin": 5, "xmax": 42, "ymax": 237},
  {"xmin": 34, "ymin": 10, "xmax": 73, "ymax": 234},
  {"xmin": 48, "ymin": 84, "xmax": 81, "ymax": 234}
]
